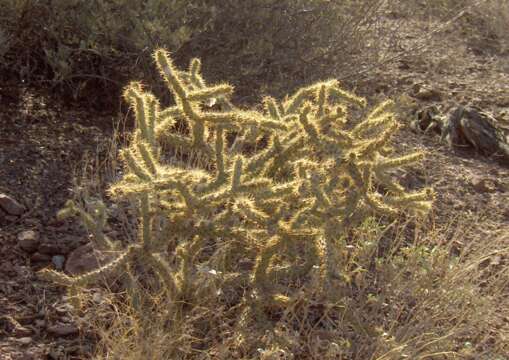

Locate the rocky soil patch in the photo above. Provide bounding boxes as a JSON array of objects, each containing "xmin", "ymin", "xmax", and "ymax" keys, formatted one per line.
[{"xmin": 0, "ymin": 85, "xmax": 116, "ymax": 359}]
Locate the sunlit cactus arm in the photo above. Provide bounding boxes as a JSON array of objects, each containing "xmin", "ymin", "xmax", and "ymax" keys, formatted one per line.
[
  {"xmin": 355, "ymin": 122, "xmax": 399, "ymax": 157},
  {"xmin": 298, "ymin": 104, "xmax": 322, "ymax": 145},
  {"xmin": 309, "ymin": 173, "xmax": 331, "ymax": 209},
  {"xmin": 155, "ymin": 49, "xmax": 188, "ymax": 100},
  {"xmin": 373, "ymin": 169, "xmax": 406, "ymax": 194},
  {"xmin": 351, "ymin": 113, "xmax": 395, "ymax": 138},
  {"xmin": 123, "ymin": 85, "xmax": 151, "ymax": 144},
  {"xmin": 328, "ymin": 85, "xmax": 367, "ymax": 108},
  {"xmin": 174, "ymin": 181, "xmax": 201, "ymax": 214},
  {"xmin": 234, "ymin": 197, "xmax": 271, "ymax": 226},
  {"xmin": 189, "ymin": 58, "xmax": 205, "ymax": 88},
  {"xmin": 200, "ymin": 110, "xmax": 287, "ymax": 131},
  {"xmin": 121, "ymin": 148, "xmax": 153, "ymax": 182},
  {"xmin": 412, "ymin": 201, "xmax": 433, "ymax": 214},
  {"xmin": 284, "ymin": 80, "xmax": 338, "ymax": 114},
  {"xmin": 374, "ymin": 152, "xmax": 425, "ymax": 171},
  {"xmin": 316, "ymin": 84, "xmax": 328, "ymax": 119},
  {"xmin": 73, "ymin": 245, "xmax": 137, "ymax": 286},
  {"xmin": 37, "ymin": 268, "xmax": 74, "ymax": 286},
  {"xmin": 345, "ymin": 154, "xmax": 369, "ymax": 194},
  {"xmin": 252, "ymin": 235, "xmax": 285, "ymax": 292},
  {"xmin": 263, "ymin": 96, "xmax": 282, "ymax": 121},
  {"xmin": 214, "ymin": 127, "xmax": 227, "ymax": 183},
  {"xmin": 242, "ymin": 182, "xmax": 296, "ymax": 201},
  {"xmin": 366, "ymin": 99, "xmax": 394, "ymax": 120},
  {"xmin": 135, "ymin": 141, "xmax": 159, "ymax": 177},
  {"xmin": 38, "ymin": 245, "xmax": 137, "ymax": 288},
  {"xmin": 57, "ymin": 200, "xmax": 114, "ymax": 250},
  {"xmin": 145, "ymin": 93, "xmax": 159, "ymax": 151},
  {"xmin": 140, "ymin": 192, "xmax": 152, "ymax": 250},
  {"xmin": 246, "ymin": 136, "xmax": 281, "ymax": 174},
  {"xmin": 363, "ymin": 193, "xmax": 399, "ymax": 216},
  {"xmin": 189, "ymin": 57, "xmax": 235, "ymax": 110},
  {"xmin": 158, "ymin": 106, "xmax": 184, "ymax": 121},
  {"xmin": 328, "ymin": 129, "xmax": 354, "ymax": 148},
  {"xmin": 230, "ymin": 156, "xmax": 244, "ymax": 193},
  {"xmin": 143, "ymin": 252, "xmax": 179, "ymax": 297},
  {"xmin": 319, "ymin": 105, "xmax": 347, "ymax": 129},
  {"xmin": 187, "ymin": 83, "xmax": 234, "ymax": 102},
  {"xmin": 385, "ymin": 188, "xmax": 434, "ymax": 207}
]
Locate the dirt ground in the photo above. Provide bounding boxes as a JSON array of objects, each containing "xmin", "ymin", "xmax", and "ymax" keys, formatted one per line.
[
  {"xmin": 1, "ymin": 17, "xmax": 508, "ymax": 360},
  {"xmin": 0, "ymin": 86, "xmax": 118, "ymax": 359}
]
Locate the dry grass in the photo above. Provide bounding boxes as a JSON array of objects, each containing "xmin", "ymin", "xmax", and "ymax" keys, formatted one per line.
[{"xmin": 70, "ymin": 211, "xmax": 508, "ymax": 359}]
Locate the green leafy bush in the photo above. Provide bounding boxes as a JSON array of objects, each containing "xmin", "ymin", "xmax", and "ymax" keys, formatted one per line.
[{"xmin": 39, "ymin": 49, "xmax": 441, "ymax": 358}]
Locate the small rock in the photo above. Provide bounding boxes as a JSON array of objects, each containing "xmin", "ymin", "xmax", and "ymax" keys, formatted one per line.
[
  {"xmin": 38, "ymin": 242, "xmax": 60, "ymax": 255},
  {"xmin": 4, "ymin": 215, "xmax": 18, "ymax": 222},
  {"xmin": 57, "ymin": 235, "xmax": 82, "ymax": 255},
  {"xmin": 18, "ymin": 230, "xmax": 40, "ymax": 253},
  {"xmin": 414, "ymin": 86, "xmax": 442, "ymax": 102},
  {"xmin": 47, "ymin": 323, "xmax": 79, "ymax": 337},
  {"xmin": 16, "ymin": 337, "xmax": 32, "ymax": 345},
  {"xmin": 30, "ymin": 252, "xmax": 52, "ymax": 262},
  {"xmin": 14, "ymin": 326, "xmax": 33, "ymax": 337},
  {"xmin": 0, "ymin": 193, "xmax": 25, "ymax": 215},
  {"xmin": 55, "ymin": 303, "xmax": 73, "ymax": 316},
  {"xmin": 35, "ymin": 319, "xmax": 46, "ymax": 328},
  {"xmin": 238, "ymin": 258, "xmax": 253, "ymax": 271},
  {"xmin": 65, "ymin": 243, "xmax": 113, "ymax": 276},
  {"xmin": 48, "ymin": 347, "xmax": 65, "ymax": 360},
  {"xmin": 23, "ymin": 218, "xmax": 41, "ymax": 227},
  {"xmin": 92, "ymin": 292, "xmax": 103, "ymax": 304},
  {"xmin": 52, "ymin": 255, "xmax": 66, "ymax": 270},
  {"xmin": 471, "ymin": 177, "xmax": 498, "ymax": 193}
]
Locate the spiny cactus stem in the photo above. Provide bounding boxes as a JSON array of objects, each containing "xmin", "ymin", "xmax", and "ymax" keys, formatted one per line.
[
  {"xmin": 136, "ymin": 141, "xmax": 158, "ymax": 177},
  {"xmin": 231, "ymin": 157, "xmax": 244, "ymax": 193},
  {"xmin": 214, "ymin": 127, "xmax": 226, "ymax": 181},
  {"xmin": 122, "ymin": 149, "xmax": 152, "ymax": 182},
  {"xmin": 155, "ymin": 49, "xmax": 187, "ymax": 100},
  {"xmin": 140, "ymin": 192, "xmax": 152, "ymax": 250}
]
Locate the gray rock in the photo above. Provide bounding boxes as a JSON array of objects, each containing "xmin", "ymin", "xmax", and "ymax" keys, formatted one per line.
[
  {"xmin": 412, "ymin": 84, "xmax": 442, "ymax": 102},
  {"xmin": 0, "ymin": 193, "xmax": 24, "ymax": 215},
  {"xmin": 17, "ymin": 230, "xmax": 40, "ymax": 253},
  {"xmin": 47, "ymin": 323, "xmax": 79, "ymax": 337},
  {"xmin": 14, "ymin": 326, "xmax": 33, "ymax": 337},
  {"xmin": 38, "ymin": 242, "xmax": 60, "ymax": 255},
  {"xmin": 443, "ymin": 106, "xmax": 509, "ymax": 159},
  {"xmin": 16, "ymin": 337, "xmax": 32, "ymax": 345},
  {"xmin": 52, "ymin": 255, "xmax": 66, "ymax": 270}
]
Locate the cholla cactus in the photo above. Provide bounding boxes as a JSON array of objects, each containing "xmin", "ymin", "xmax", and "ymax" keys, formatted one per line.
[{"xmin": 39, "ymin": 49, "xmax": 432, "ymax": 316}]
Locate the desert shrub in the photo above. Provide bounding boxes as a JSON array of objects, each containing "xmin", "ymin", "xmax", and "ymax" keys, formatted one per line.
[
  {"xmin": 38, "ymin": 48, "xmax": 440, "ymax": 357},
  {"xmin": 0, "ymin": 1, "xmax": 398, "ymax": 105},
  {"xmin": 0, "ymin": 0, "xmax": 212, "ymax": 102},
  {"xmin": 179, "ymin": 0, "xmax": 393, "ymax": 102},
  {"xmin": 39, "ymin": 49, "xmax": 509, "ymax": 359}
]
